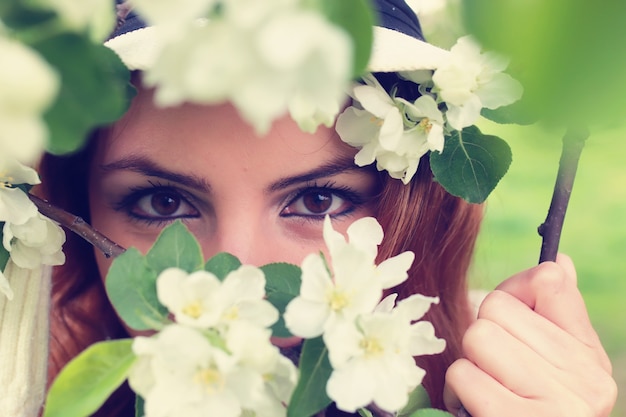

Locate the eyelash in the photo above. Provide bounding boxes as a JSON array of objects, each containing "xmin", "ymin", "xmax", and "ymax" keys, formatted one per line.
[
  {"xmin": 113, "ymin": 180, "xmax": 367, "ymax": 226},
  {"xmin": 280, "ymin": 181, "xmax": 366, "ymax": 220},
  {"xmin": 112, "ymin": 181, "xmax": 200, "ymax": 226}
]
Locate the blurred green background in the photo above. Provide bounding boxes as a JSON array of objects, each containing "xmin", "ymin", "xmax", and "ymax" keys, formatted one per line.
[
  {"xmin": 416, "ymin": 2, "xmax": 625, "ymax": 412},
  {"xmin": 469, "ymin": 121, "xmax": 626, "ymax": 416}
]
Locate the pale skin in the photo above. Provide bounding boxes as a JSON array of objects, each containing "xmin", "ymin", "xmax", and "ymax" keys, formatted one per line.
[{"xmin": 88, "ymin": 84, "xmax": 617, "ymax": 416}]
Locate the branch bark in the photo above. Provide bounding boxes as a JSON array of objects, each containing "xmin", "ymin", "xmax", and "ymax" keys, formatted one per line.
[
  {"xmin": 28, "ymin": 194, "xmax": 126, "ymax": 258},
  {"xmin": 538, "ymin": 127, "xmax": 588, "ymax": 263}
]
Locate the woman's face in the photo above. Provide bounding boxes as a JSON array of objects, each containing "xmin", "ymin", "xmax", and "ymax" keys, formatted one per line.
[{"xmin": 89, "ymin": 85, "xmax": 379, "ymax": 287}]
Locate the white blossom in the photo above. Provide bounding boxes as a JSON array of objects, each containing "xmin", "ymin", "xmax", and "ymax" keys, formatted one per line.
[
  {"xmin": 432, "ymin": 35, "xmax": 523, "ymax": 130},
  {"xmin": 129, "ymin": 324, "xmax": 259, "ymax": 417},
  {"xmin": 129, "ymin": 322, "xmax": 295, "ymax": 417},
  {"xmin": 0, "ymin": 37, "xmax": 59, "ymax": 163},
  {"xmin": 3, "ymin": 213, "xmax": 66, "ymax": 269},
  {"xmin": 224, "ymin": 321, "xmax": 297, "ymax": 416},
  {"xmin": 284, "ymin": 216, "xmax": 414, "ymax": 338},
  {"xmin": 144, "ymin": 21, "xmax": 254, "ymax": 107},
  {"xmin": 156, "ymin": 268, "xmax": 223, "ymax": 328},
  {"xmin": 0, "ymin": 158, "xmax": 40, "ymax": 225},
  {"xmin": 156, "ymin": 265, "xmax": 278, "ymax": 330},
  {"xmin": 32, "ymin": 0, "xmax": 116, "ymax": 41},
  {"xmin": 324, "ymin": 293, "xmax": 445, "ymax": 413},
  {"xmin": 336, "ymin": 74, "xmax": 445, "ymax": 184},
  {"xmin": 130, "ymin": 0, "xmax": 217, "ymax": 39},
  {"xmin": 134, "ymin": 0, "xmax": 351, "ymax": 134},
  {"xmin": 244, "ymin": 10, "xmax": 352, "ymax": 133}
]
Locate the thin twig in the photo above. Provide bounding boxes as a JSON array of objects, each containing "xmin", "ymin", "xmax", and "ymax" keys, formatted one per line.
[
  {"xmin": 538, "ymin": 127, "xmax": 589, "ymax": 263},
  {"xmin": 29, "ymin": 194, "xmax": 126, "ymax": 258},
  {"xmin": 366, "ymin": 403, "xmax": 396, "ymax": 417}
]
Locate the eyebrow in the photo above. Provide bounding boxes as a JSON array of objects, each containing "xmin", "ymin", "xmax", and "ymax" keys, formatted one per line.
[
  {"xmin": 100, "ymin": 155, "xmax": 211, "ymax": 193},
  {"xmin": 267, "ymin": 155, "xmax": 365, "ymax": 192},
  {"xmin": 100, "ymin": 154, "xmax": 366, "ymax": 194}
]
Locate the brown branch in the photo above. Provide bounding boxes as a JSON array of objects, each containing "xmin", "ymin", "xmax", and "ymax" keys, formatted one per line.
[
  {"xmin": 366, "ymin": 403, "xmax": 395, "ymax": 417},
  {"xmin": 28, "ymin": 194, "xmax": 126, "ymax": 258},
  {"xmin": 538, "ymin": 127, "xmax": 588, "ymax": 263}
]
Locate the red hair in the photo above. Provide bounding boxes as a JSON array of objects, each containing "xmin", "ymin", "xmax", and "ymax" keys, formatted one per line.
[
  {"xmin": 375, "ymin": 161, "xmax": 483, "ymax": 407},
  {"xmin": 38, "ymin": 136, "xmax": 482, "ymax": 414}
]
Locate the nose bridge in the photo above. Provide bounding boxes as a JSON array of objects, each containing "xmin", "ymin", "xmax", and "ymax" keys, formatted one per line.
[{"xmin": 206, "ymin": 208, "xmax": 269, "ymax": 265}]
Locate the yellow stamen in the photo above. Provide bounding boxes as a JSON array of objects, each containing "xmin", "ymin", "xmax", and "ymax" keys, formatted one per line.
[
  {"xmin": 194, "ymin": 368, "xmax": 223, "ymax": 394},
  {"xmin": 369, "ymin": 115, "xmax": 384, "ymax": 127},
  {"xmin": 1, "ymin": 173, "xmax": 14, "ymax": 188},
  {"xmin": 418, "ymin": 118, "xmax": 432, "ymax": 133},
  {"xmin": 359, "ymin": 336, "xmax": 384, "ymax": 357},
  {"xmin": 182, "ymin": 300, "xmax": 204, "ymax": 318},
  {"xmin": 222, "ymin": 305, "xmax": 239, "ymax": 321},
  {"xmin": 328, "ymin": 289, "xmax": 349, "ymax": 312}
]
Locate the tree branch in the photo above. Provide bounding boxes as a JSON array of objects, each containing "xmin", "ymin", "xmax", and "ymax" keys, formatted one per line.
[
  {"xmin": 367, "ymin": 403, "xmax": 396, "ymax": 417},
  {"xmin": 538, "ymin": 127, "xmax": 588, "ymax": 263},
  {"xmin": 28, "ymin": 194, "xmax": 126, "ymax": 258}
]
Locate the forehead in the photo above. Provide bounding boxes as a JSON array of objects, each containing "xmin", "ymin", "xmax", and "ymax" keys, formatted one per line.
[{"xmin": 98, "ymin": 84, "xmax": 359, "ymax": 177}]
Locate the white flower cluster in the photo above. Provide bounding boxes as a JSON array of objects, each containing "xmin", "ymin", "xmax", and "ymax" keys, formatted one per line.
[
  {"xmin": 284, "ymin": 216, "xmax": 445, "ymax": 413},
  {"xmin": 0, "ymin": 36, "xmax": 59, "ymax": 164},
  {"xmin": 129, "ymin": 0, "xmax": 352, "ymax": 134},
  {"xmin": 129, "ymin": 265, "xmax": 298, "ymax": 417},
  {"xmin": 0, "ymin": 157, "xmax": 66, "ymax": 299},
  {"xmin": 0, "ymin": 0, "xmax": 126, "ymax": 299},
  {"xmin": 336, "ymin": 35, "xmax": 523, "ymax": 184},
  {"xmin": 31, "ymin": 0, "xmax": 117, "ymax": 41},
  {"xmin": 0, "ymin": 33, "xmax": 65, "ymax": 300}
]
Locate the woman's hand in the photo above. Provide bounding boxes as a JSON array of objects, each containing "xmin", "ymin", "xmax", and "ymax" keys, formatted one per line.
[{"xmin": 444, "ymin": 254, "xmax": 617, "ymax": 417}]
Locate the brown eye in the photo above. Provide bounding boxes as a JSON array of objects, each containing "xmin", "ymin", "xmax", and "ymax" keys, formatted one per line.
[
  {"xmin": 282, "ymin": 188, "xmax": 352, "ymax": 217},
  {"xmin": 302, "ymin": 191, "xmax": 333, "ymax": 214},
  {"xmin": 131, "ymin": 188, "xmax": 199, "ymax": 220},
  {"xmin": 150, "ymin": 191, "xmax": 181, "ymax": 216}
]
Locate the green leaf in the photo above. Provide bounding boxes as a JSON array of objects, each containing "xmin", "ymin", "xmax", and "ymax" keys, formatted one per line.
[
  {"xmin": 204, "ymin": 252, "xmax": 242, "ymax": 281},
  {"xmin": 398, "ymin": 385, "xmax": 431, "ymax": 417},
  {"xmin": 358, "ymin": 409, "xmax": 374, "ymax": 417},
  {"xmin": 0, "ymin": 1, "xmax": 55, "ymax": 29},
  {"xmin": 135, "ymin": 395, "xmax": 145, "ymax": 417},
  {"xmin": 146, "ymin": 221, "xmax": 204, "ymax": 274},
  {"xmin": 267, "ymin": 291, "xmax": 296, "ymax": 337},
  {"xmin": 430, "ymin": 126, "xmax": 512, "ymax": 204},
  {"xmin": 31, "ymin": 33, "xmax": 131, "ymax": 155},
  {"xmin": 318, "ymin": 0, "xmax": 374, "ymax": 77},
  {"xmin": 287, "ymin": 337, "xmax": 332, "ymax": 417},
  {"xmin": 105, "ymin": 247, "xmax": 168, "ymax": 331},
  {"xmin": 0, "ymin": 226, "xmax": 9, "ymax": 272},
  {"xmin": 262, "ymin": 262, "xmax": 302, "ymax": 337},
  {"xmin": 44, "ymin": 339, "xmax": 135, "ymax": 417},
  {"xmin": 480, "ymin": 100, "xmax": 536, "ymax": 126},
  {"xmin": 408, "ymin": 408, "xmax": 455, "ymax": 417}
]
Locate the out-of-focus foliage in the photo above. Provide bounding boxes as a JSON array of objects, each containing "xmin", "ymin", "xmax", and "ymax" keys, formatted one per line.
[{"xmin": 462, "ymin": 0, "xmax": 626, "ymax": 129}]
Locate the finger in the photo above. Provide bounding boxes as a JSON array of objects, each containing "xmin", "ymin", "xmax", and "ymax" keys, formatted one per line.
[
  {"xmin": 461, "ymin": 318, "xmax": 554, "ymax": 398},
  {"xmin": 477, "ymin": 289, "xmax": 600, "ymax": 371},
  {"xmin": 444, "ymin": 358, "xmax": 523, "ymax": 416},
  {"xmin": 495, "ymin": 255, "xmax": 603, "ymax": 352},
  {"xmin": 445, "ymin": 357, "xmax": 612, "ymax": 417}
]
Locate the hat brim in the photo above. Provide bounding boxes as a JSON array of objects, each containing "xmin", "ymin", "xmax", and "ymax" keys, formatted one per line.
[{"xmin": 104, "ymin": 25, "xmax": 449, "ymax": 73}]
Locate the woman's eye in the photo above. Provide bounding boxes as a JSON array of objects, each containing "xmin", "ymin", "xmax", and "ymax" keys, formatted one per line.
[
  {"xmin": 130, "ymin": 189, "xmax": 199, "ymax": 220},
  {"xmin": 282, "ymin": 189, "xmax": 352, "ymax": 217}
]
